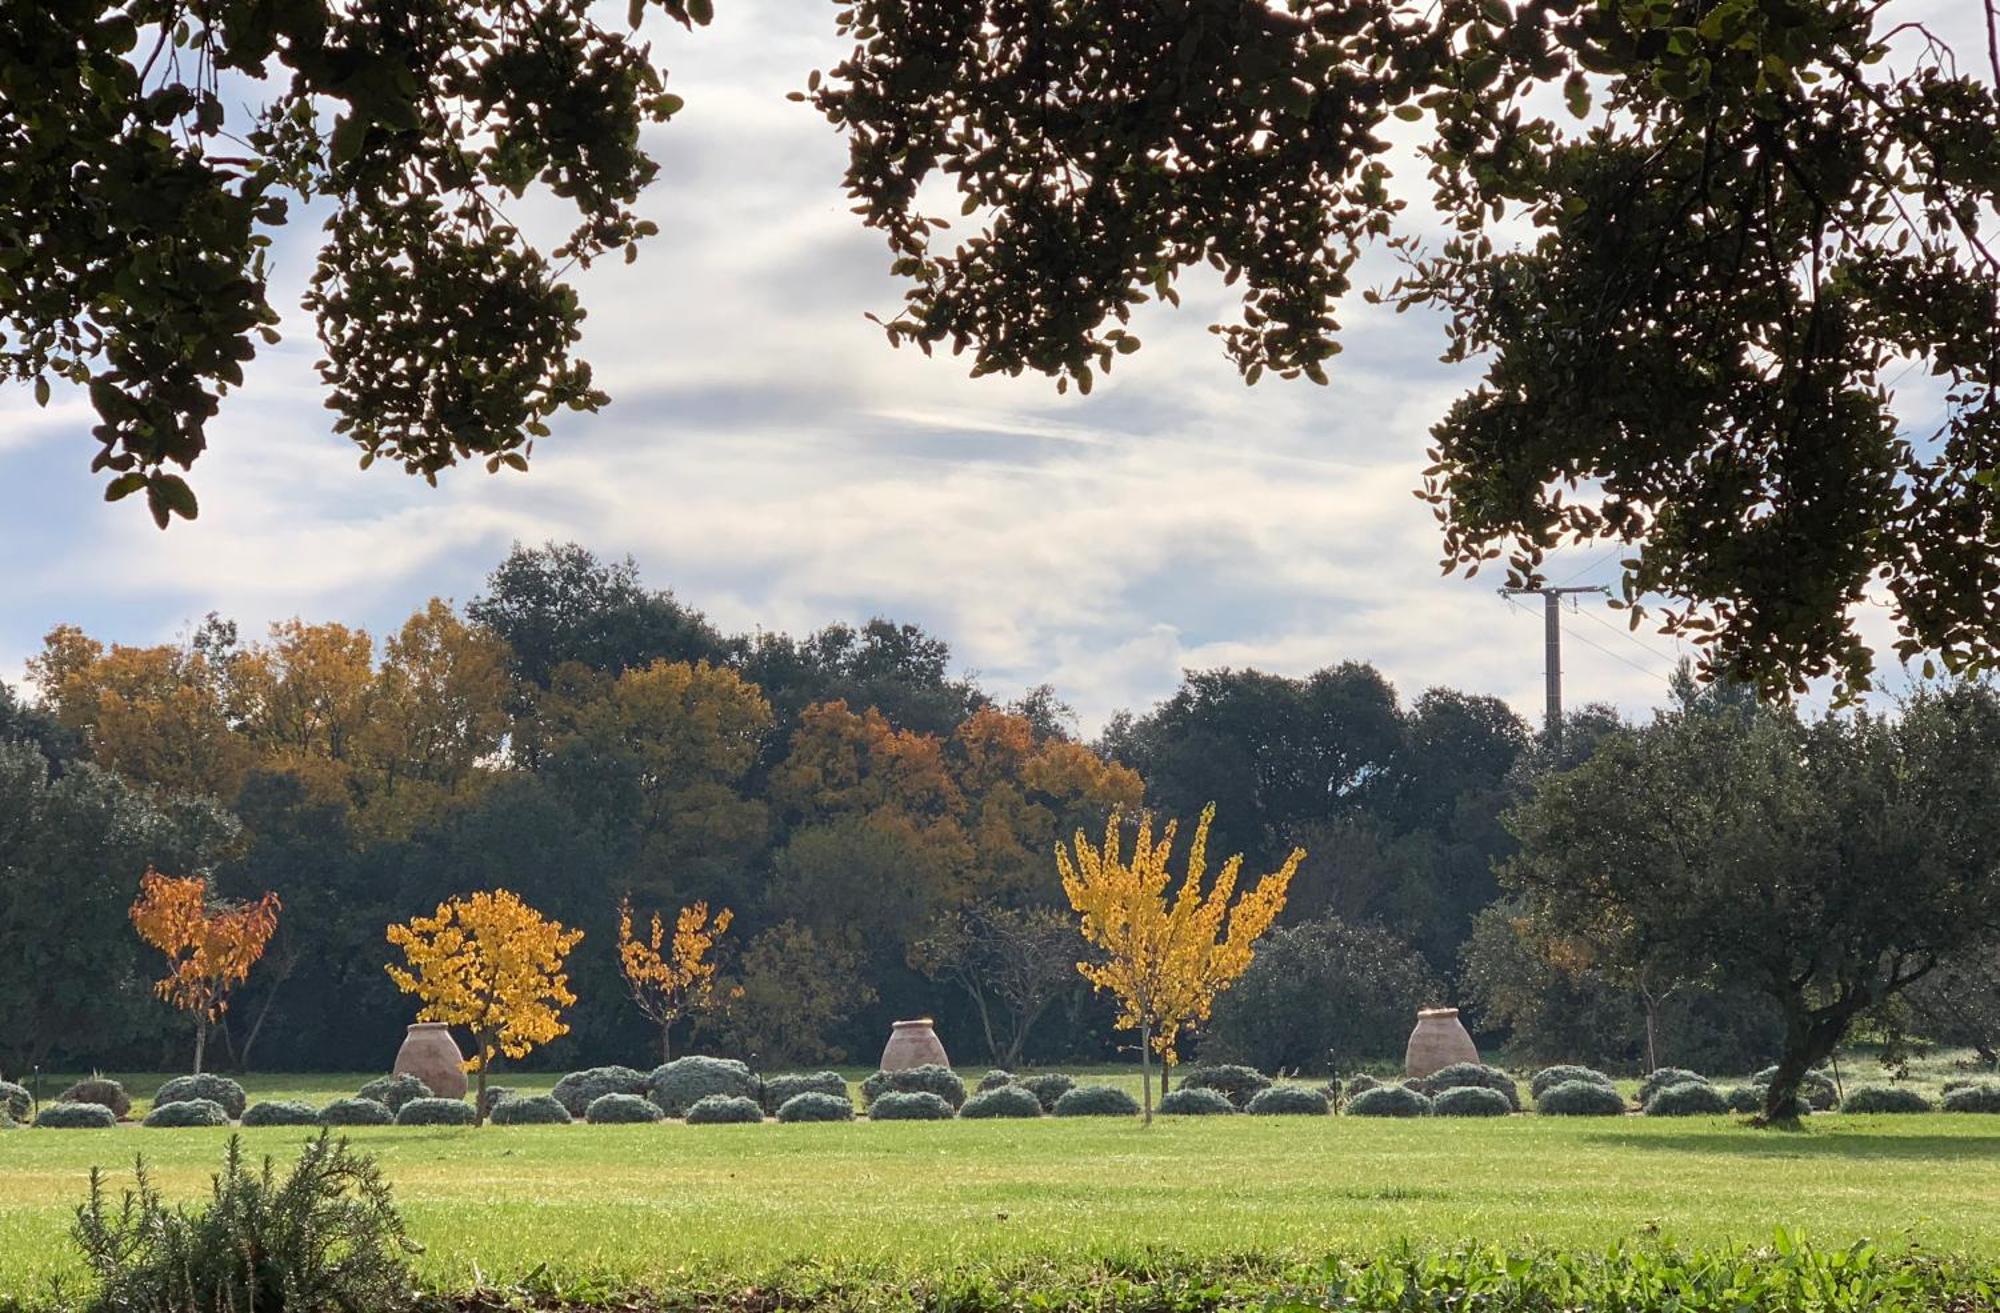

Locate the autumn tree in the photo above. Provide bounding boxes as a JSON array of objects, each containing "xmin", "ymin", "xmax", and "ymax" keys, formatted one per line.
[
  {"xmin": 129, "ymin": 870, "xmax": 282, "ymax": 1074},
  {"xmin": 617, "ymin": 897, "xmax": 736, "ymax": 1061},
  {"xmin": 910, "ymin": 902, "xmax": 1079, "ymax": 1069},
  {"xmin": 386, "ymin": 889, "xmax": 583, "ymax": 1124},
  {"xmin": 1059, "ymin": 805, "xmax": 1302, "ymax": 1121}
]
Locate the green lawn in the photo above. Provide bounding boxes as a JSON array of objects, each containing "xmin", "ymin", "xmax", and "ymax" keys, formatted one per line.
[{"xmin": 3, "ymin": 1070, "xmax": 1998, "ymax": 1295}]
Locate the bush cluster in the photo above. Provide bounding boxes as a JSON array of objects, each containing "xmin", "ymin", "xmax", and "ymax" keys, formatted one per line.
[
  {"xmin": 143, "ymin": 1098, "xmax": 230, "ymax": 1128},
  {"xmin": 1158, "ymin": 1086, "xmax": 1236, "ymax": 1116},
  {"xmin": 1840, "ymin": 1085, "xmax": 1933, "ymax": 1114},
  {"xmin": 648, "ymin": 1056, "xmax": 761, "ymax": 1117},
  {"xmin": 586, "ymin": 1093, "xmax": 664, "ymax": 1124},
  {"xmin": 685, "ymin": 1094, "xmax": 764, "ymax": 1125},
  {"xmin": 777, "ymin": 1091, "xmax": 855, "ymax": 1122},
  {"xmin": 1645, "ymin": 1081, "xmax": 1730, "ymax": 1116},
  {"xmin": 319, "ymin": 1097, "xmax": 395, "ymax": 1126},
  {"xmin": 1415, "ymin": 1063, "xmax": 1520, "ymax": 1110},
  {"xmin": 155, "ymin": 1074, "xmax": 247, "ymax": 1119},
  {"xmin": 1434, "ymin": 1086, "xmax": 1513, "ymax": 1118},
  {"xmin": 0, "ymin": 1080, "xmax": 30, "ymax": 1122},
  {"xmin": 1942, "ymin": 1081, "xmax": 2000, "ymax": 1113},
  {"xmin": 242, "ymin": 1100, "xmax": 321, "ymax": 1127},
  {"xmin": 1721, "ymin": 1085, "xmax": 1810, "ymax": 1118},
  {"xmin": 1052, "ymin": 1085, "xmax": 1140, "ymax": 1117},
  {"xmin": 357, "ymin": 1074, "xmax": 432, "ymax": 1115},
  {"xmin": 552, "ymin": 1066, "xmax": 649, "ymax": 1117},
  {"xmin": 761, "ymin": 1071, "xmax": 848, "ymax": 1115},
  {"xmin": 862, "ymin": 1065, "xmax": 967, "ymax": 1110},
  {"xmin": 1529, "ymin": 1065, "xmax": 1615, "ymax": 1100},
  {"xmin": 1177, "ymin": 1064, "xmax": 1272, "ymax": 1108},
  {"xmin": 1343, "ymin": 1073, "xmax": 1383, "ymax": 1101},
  {"xmin": 976, "ymin": 1070, "xmax": 1015, "ymax": 1092},
  {"xmin": 1536, "ymin": 1080, "xmax": 1627, "ymax": 1117},
  {"xmin": 1750, "ymin": 1067, "xmax": 1839, "ymax": 1111},
  {"xmin": 38, "ymin": 1101, "xmax": 120, "ymax": 1129},
  {"xmin": 479, "ymin": 1086, "xmax": 515, "ymax": 1117},
  {"xmin": 1636, "ymin": 1068, "xmax": 1708, "ymax": 1106},
  {"xmin": 868, "ymin": 1091, "xmax": 957, "ymax": 1121},
  {"xmin": 1245, "ymin": 1085, "xmax": 1329, "ymax": 1116},
  {"xmin": 396, "ymin": 1097, "xmax": 475, "ymax": 1126},
  {"xmin": 489, "ymin": 1094, "xmax": 571, "ymax": 1125},
  {"xmin": 1346, "ymin": 1085, "xmax": 1430, "ymax": 1117},
  {"xmin": 58, "ymin": 1077, "xmax": 131, "ymax": 1119},
  {"xmin": 1016, "ymin": 1073, "xmax": 1076, "ymax": 1112},
  {"xmin": 960, "ymin": 1085, "xmax": 1044, "ymax": 1119}
]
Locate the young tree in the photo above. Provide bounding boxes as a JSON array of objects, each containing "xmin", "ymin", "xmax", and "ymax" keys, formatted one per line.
[
  {"xmin": 129, "ymin": 870, "xmax": 282, "ymax": 1074},
  {"xmin": 1058, "ymin": 805, "xmax": 1302, "ymax": 1121},
  {"xmin": 385, "ymin": 889, "xmax": 583, "ymax": 1124},
  {"xmin": 910, "ymin": 902, "xmax": 1080, "ymax": 1069},
  {"xmin": 616, "ymin": 897, "xmax": 736, "ymax": 1062}
]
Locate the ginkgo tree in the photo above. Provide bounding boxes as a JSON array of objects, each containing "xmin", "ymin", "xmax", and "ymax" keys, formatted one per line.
[
  {"xmin": 386, "ymin": 889, "xmax": 584, "ymax": 1124},
  {"xmin": 129, "ymin": 869, "xmax": 282, "ymax": 1074},
  {"xmin": 1058, "ymin": 804, "xmax": 1302, "ymax": 1122},
  {"xmin": 616, "ymin": 896, "xmax": 738, "ymax": 1062}
]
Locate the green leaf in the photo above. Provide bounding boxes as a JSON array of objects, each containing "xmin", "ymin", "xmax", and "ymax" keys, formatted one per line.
[
  {"xmin": 104, "ymin": 473, "xmax": 148, "ymax": 502},
  {"xmin": 33, "ymin": 376, "xmax": 50, "ymax": 407}
]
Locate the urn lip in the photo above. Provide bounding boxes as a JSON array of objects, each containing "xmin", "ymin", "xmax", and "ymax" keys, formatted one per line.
[
  {"xmin": 891, "ymin": 1018, "xmax": 936, "ymax": 1028},
  {"xmin": 1415, "ymin": 1007, "xmax": 1461, "ymax": 1019},
  {"xmin": 405, "ymin": 1021, "xmax": 453, "ymax": 1031}
]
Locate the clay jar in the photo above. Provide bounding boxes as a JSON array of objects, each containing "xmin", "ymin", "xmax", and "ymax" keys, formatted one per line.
[
  {"xmin": 879, "ymin": 1018, "xmax": 950, "ymax": 1071},
  {"xmin": 1405, "ymin": 1007, "xmax": 1479, "ymax": 1079},
  {"xmin": 393, "ymin": 1022, "xmax": 469, "ymax": 1099}
]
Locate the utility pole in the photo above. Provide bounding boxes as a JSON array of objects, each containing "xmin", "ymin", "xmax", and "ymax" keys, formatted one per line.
[{"xmin": 1498, "ymin": 585, "xmax": 1610, "ymax": 752}]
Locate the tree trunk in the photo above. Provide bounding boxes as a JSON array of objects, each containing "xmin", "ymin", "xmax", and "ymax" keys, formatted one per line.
[
  {"xmin": 237, "ymin": 954, "xmax": 297, "ymax": 1072},
  {"xmin": 1762, "ymin": 997, "xmax": 1867, "ymax": 1125},
  {"xmin": 661, "ymin": 1019, "xmax": 674, "ymax": 1064},
  {"xmin": 1641, "ymin": 993, "xmax": 1661, "ymax": 1074},
  {"xmin": 474, "ymin": 1035, "xmax": 491, "ymax": 1127},
  {"xmin": 192, "ymin": 1019, "xmax": 207, "ymax": 1076},
  {"xmin": 1139, "ymin": 1017, "xmax": 1154, "ymax": 1125}
]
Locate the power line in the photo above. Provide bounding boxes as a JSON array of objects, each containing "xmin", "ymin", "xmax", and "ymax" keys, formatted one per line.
[{"xmin": 1571, "ymin": 599, "xmax": 1685, "ymax": 669}]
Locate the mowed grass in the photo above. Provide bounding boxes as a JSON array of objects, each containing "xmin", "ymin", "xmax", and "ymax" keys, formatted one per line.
[{"xmin": 3, "ymin": 1070, "xmax": 1999, "ymax": 1294}]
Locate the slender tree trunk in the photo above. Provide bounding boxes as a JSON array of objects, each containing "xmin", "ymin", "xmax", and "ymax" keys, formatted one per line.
[
  {"xmin": 1139, "ymin": 1017, "xmax": 1154, "ymax": 1125},
  {"xmin": 474, "ymin": 1035, "xmax": 490, "ymax": 1127},
  {"xmin": 192, "ymin": 1019, "xmax": 207, "ymax": 1076},
  {"xmin": 662, "ymin": 1019, "xmax": 674, "ymax": 1064},
  {"xmin": 238, "ymin": 955, "xmax": 297, "ymax": 1072},
  {"xmin": 1641, "ymin": 992, "xmax": 1661, "ymax": 1074}
]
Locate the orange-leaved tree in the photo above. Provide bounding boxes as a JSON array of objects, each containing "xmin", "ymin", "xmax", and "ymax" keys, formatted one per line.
[
  {"xmin": 617, "ymin": 896, "xmax": 738, "ymax": 1061},
  {"xmin": 385, "ymin": 889, "xmax": 583, "ymax": 1124},
  {"xmin": 129, "ymin": 869, "xmax": 282, "ymax": 1074},
  {"xmin": 1058, "ymin": 804, "xmax": 1301, "ymax": 1122}
]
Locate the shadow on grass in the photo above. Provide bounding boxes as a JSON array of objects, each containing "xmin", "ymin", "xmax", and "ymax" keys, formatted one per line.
[{"xmin": 1581, "ymin": 1130, "xmax": 2000, "ymax": 1161}]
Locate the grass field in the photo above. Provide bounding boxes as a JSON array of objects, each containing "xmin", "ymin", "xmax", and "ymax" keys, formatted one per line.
[{"xmin": 3, "ymin": 1070, "xmax": 1999, "ymax": 1297}]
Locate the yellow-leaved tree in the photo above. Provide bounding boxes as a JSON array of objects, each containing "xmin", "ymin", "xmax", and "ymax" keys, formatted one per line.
[
  {"xmin": 1058, "ymin": 804, "xmax": 1301, "ymax": 1122},
  {"xmin": 129, "ymin": 870, "xmax": 282, "ymax": 1074},
  {"xmin": 385, "ymin": 889, "xmax": 583, "ymax": 1124},
  {"xmin": 616, "ymin": 896, "xmax": 738, "ymax": 1061}
]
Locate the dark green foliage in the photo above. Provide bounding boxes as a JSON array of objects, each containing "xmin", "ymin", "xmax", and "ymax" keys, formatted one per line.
[
  {"xmin": 1346, "ymin": 1085, "xmax": 1430, "ymax": 1118},
  {"xmin": 357, "ymin": 1075, "xmax": 432, "ymax": 1116},
  {"xmin": 318, "ymin": 1098, "xmax": 394, "ymax": 1127},
  {"xmin": 155, "ymin": 1074, "xmax": 248, "ymax": 1119},
  {"xmin": 478, "ymin": 1087, "xmax": 515, "ymax": 1118},
  {"xmin": 1535, "ymin": 1080, "xmax": 1628, "ymax": 1118},
  {"xmin": 1645, "ymin": 1082, "xmax": 1731, "ymax": 1117},
  {"xmin": 241, "ymin": 1101, "xmax": 321, "ymax": 1128},
  {"xmin": 73, "ymin": 1133, "xmax": 416, "ymax": 1313},
  {"xmin": 1245, "ymin": 1086, "xmax": 1329, "ymax": 1116},
  {"xmin": 37, "ymin": 1101, "xmax": 119, "ymax": 1129},
  {"xmin": 488, "ymin": 1095, "xmax": 571, "ymax": 1126},
  {"xmin": 776, "ymin": 1092, "xmax": 854, "ymax": 1123},
  {"xmin": 1176, "ymin": 1064, "xmax": 1271, "ymax": 1109},
  {"xmin": 1433, "ymin": 1086, "xmax": 1513, "ymax": 1118},
  {"xmin": 1750, "ymin": 1068, "xmax": 1839, "ymax": 1112},
  {"xmin": 551, "ymin": 1066, "xmax": 649, "ymax": 1118},
  {"xmin": 143, "ymin": 1098, "xmax": 229, "ymax": 1128},
  {"xmin": 1637, "ymin": 1069, "xmax": 1709, "ymax": 1107},
  {"xmin": 394, "ymin": 1098, "xmax": 474, "ymax": 1127},
  {"xmin": 648, "ymin": 1057, "xmax": 761, "ymax": 1117},
  {"xmin": 959, "ymin": 1085, "xmax": 1044, "ymax": 1119},
  {"xmin": 867, "ymin": 1091, "xmax": 956, "ymax": 1121},
  {"xmin": 684, "ymin": 1095, "xmax": 764, "ymax": 1125},
  {"xmin": 1158, "ymin": 1087, "xmax": 1236, "ymax": 1116},
  {"xmin": 976, "ymin": 1070, "xmax": 1015, "ymax": 1092},
  {"xmin": 1841, "ymin": 1085, "xmax": 1934, "ymax": 1114},
  {"xmin": 1052, "ymin": 1085, "xmax": 1140, "ymax": 1118},
  {"xmin": 1343, "ymin": 1074, "xmax": 1382, "ymax": 1099},
  {"xmin": 1204, "ymin": 919, "xmax": 1443, "ymax": 1072},
  {"xmin": 1530, "ymin": 1066, "xmax": 1615, "ymax": 1101},
  {"xmin": 0, "ymin": 1080, "xmax": 29, "ymax": 1121},
  {"xmin": 1941, "ymin": 1082, "xmax": 2000, "ymax": 1113},
  {"xmin": 761, "ymin": 1072, "xmax": 848, "ymax": 1116},
  {"xmin": 58, "ymin": 1078, "xmax": 131, "ymax": 1119},
  {"xmin": 1015, "ymin": 1073, "xmax": 1076, "ymax": 1113},
  {"xmin": 585, "ymin": 1093, "xmax": 663, "ymax": 1125},
  {"xmin": 861, "ymin": 1065, "xmax": 966, "ymax": 1110},
  {"xmin": 1414, "ymin": 1063, "xmax": 1520, "ymax": 1111}
]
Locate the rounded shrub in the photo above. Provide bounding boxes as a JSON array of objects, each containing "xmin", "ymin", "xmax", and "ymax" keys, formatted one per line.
[
  {"xmin": 1177, "ymin": 1064, "xmax": 1272, "ymax": 1108},
  {"xmin": 1159, "ymin": 1086, "xmax": 1236, "ymax": 1116},
  {"xmin": 1750, "ymin": 1067, "xmax": 1839, "ymax": 1111},
  {"xmin": 647, "ymin": 1056, "xmax": 760, "ymax": 1117},
  {"xmin": 144, "ymin": 1098, "xmax": 229, "ymax": 1128},
  {"xmin": 154, "ymin": 1074, "xmax": 247, "ymax": 1119},
  {"xmin": 241, "ymin": 1100, "xmax": 319, "ymax": 1127},
  {"xmin": 1246, "ymin": 1085, "xmax": 1330, "ymax": 1116},
  {"xmin": 586, "ymin": 1093, "xmax": 664, "ymax": 1124},
  {"xmin": 777, "ymin": 1091, "xmax": 854, "ymax": 1122},
  {"xmin": 1941, "ymin": 1076, "xmax": 1989, "ymax": 1095},
  {"xmin": 1720, "ymin": 1085, "xmax": 1809, "ymax": 1117},
  {"xmin": 0, "ymin": 1080, "xmax": 30, "ymax": 1122},
  {"xmin": 357, "ymin": 1074, "xmax": 432, "ymax": 1114},
  {"xmin": 1016, "ymin": 1073, "xmax": 1076, "ymax": 1112},
  {"xmin": 396, "ymin": 1097, "xmax": 475, "ymax": 1126},
  {"xmin": 1942, "ymin": 1081, "xmax": 2000, "ymax": 1113},
  {"xmin": 761, "ymin": 1071, "xmax": 848, "ymax": 1115},
  {"xmin": 1415, "ymin": 1062, "xmax": 1520, "ymax": 1110},
  {"xmin": 1343, "ymin": 1073, "xmax": 1383, "ymax": 1100},
  {"xmin": 1346, "ymin": 1085, "xmax": 1431, "ymax": 1118},
  {"xmin": 478, "ymin": 1086, "xmax": 515, "ymax": 1118},
  {"xmin": 318, "ymin": 1097, "xmax": 394, "ymax": 1126},
  {"xmin": 976, "ymin": 1069, "xmax": 1015, "ymax": 1092},
  {"xmin": 489, "ymin": 1094, "xmax": 571, "ymax": 1125},
  {"xmin": 684, "ymin": 1094, "xmax": 764, "ymax": 1125},
  {"xmin": 1536, "ymin": 1080, "xmax": 1628, "ymax": 1117},
  {"xmin": 861, "ymin": 1065, "xmax": 966, "ymax": 1111},
  {"xmin": 1052, "ymin": 1085, "xmax": 1141, "ymax": 1118},
  {"xmin": 1530, "ymin": 1065, "xmax": 1615, "ymax": 1100},
  {"xmin": 1636, "ymin": 1068, "xmax": 1708, "ymax": 1106},
  {"xmin": 551, "ymin": 1066, "xmax": 648, "ymax": 1118},
  {"xmin": 36, "ymin": 1101, "xmax": 118, "ymax": 1129},
  {"xmin": 868, "ymin": 1090, "xmax": 956, "ymax": 1121},
  {"xmin": 1434, "ymin": 1086, "xmax": 1513, "ymax": 1118},
  {"xmin": 1841, "ymin": 1084, "xmax": 1934, "ymax": 1114},
  {"xmin": 1644, "ymin": 1080, "xmax": 1730, "ymax": 1116},
  {"xmin": 960, "ymin": 1085, "xmax": 1044, "ymax": 1119},
  {"xmin": 57, "ymin": 1077, "xmax": 130, "ymax": 1119}
]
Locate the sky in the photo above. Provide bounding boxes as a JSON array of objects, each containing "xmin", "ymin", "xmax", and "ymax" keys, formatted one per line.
[{"xmin": 0, "ymin": 0, "xmax": 1979, "ymax": 735}]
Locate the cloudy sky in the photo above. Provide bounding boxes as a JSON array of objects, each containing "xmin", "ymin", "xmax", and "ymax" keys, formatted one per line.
[{"xmin": 0, "ymin": 1, "xmax": 1976, "ymax": 734}]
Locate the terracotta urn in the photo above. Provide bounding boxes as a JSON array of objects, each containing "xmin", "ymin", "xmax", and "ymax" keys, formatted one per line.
[
  {"xmin": 879, "ymin": 1018, "xmax": 950, "ymax": 1072},
  {"xmin": 393, "ymin": 1022, "xmax": 469, "ymax": 1099},
  {"xmin": 1404, "ymin": 1007, "xmax": 1479, "ymax": 1079}
]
